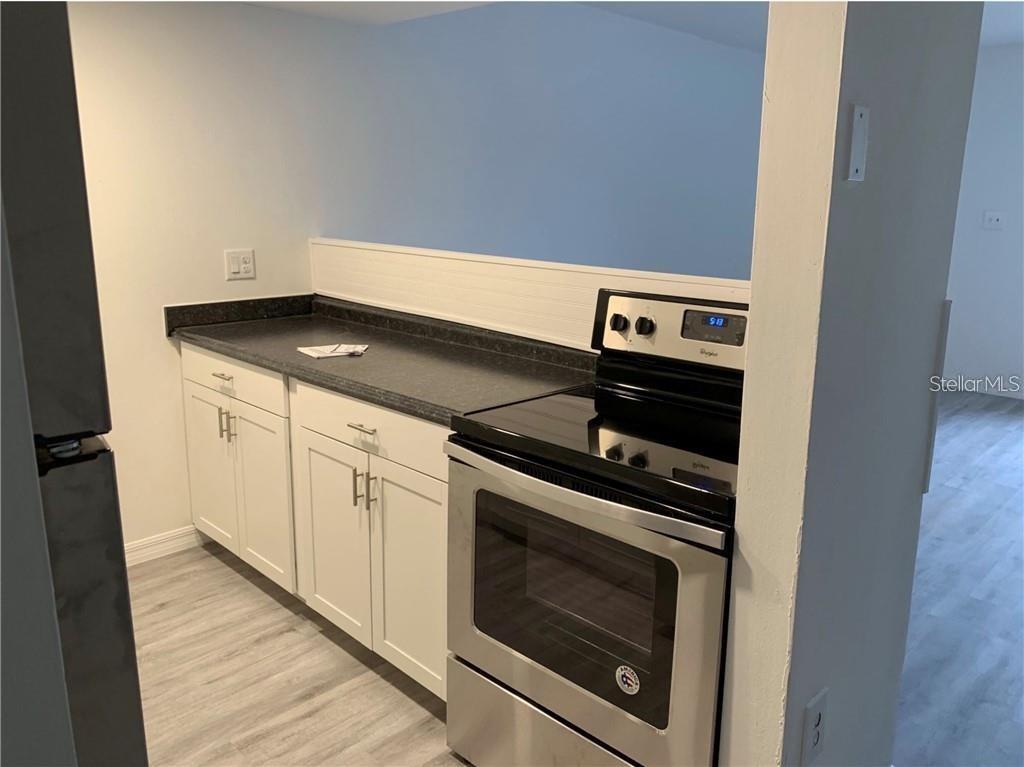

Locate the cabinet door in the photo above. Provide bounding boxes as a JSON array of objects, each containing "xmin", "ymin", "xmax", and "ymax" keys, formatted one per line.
[
  {"xmin": 231, "ymin": 399, "xmax": 295, "ymax": 592},
  {"xmin": 291, "ymin": 426, "xmax": 373, "ymax": 648},
  {"xmin": 369, "ymin": 455, "xmax": 447, "ymax": 699},
  {"xmin": 183, "ymin": 380, "xmax": 238, "ymax": 553}
]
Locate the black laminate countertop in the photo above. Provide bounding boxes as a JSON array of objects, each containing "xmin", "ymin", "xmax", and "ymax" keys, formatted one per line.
[{"xmin": 174, "ymin": 312, "xmax": 595, "ymax": 427}]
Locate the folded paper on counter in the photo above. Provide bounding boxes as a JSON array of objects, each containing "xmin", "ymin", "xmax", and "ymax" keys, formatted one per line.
[{"xmin": 297, "ymin": 343, "xmax": 368, "ymax": 359}]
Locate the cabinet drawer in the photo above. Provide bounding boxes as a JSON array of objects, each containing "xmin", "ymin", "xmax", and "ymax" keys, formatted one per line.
[
  {"xmin": 181, "ymin": 342, "xmax": 287, "ymax": 416},
  {"xmin": 291, "ymin": 381, "xmax": 450, "ymax": 481}
]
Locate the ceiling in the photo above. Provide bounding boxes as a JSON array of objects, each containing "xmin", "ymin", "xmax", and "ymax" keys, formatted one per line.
[
  {"xmin": 590, "ymin": 1, "xmax": 1024, "ymax": 52},
  {"xmin": 256, "ymin": 2, "xmax": 486, "ymax": 25},
  {"xmin": 257, "ymin": 1, "xmax": 1023, "ymax": 50},
  {"xmin": 586, "ymin": 2, "xmax": 768, "ymax": 52}
]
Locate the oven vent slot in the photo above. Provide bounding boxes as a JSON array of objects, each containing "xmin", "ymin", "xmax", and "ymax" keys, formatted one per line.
[
  {"xmin": 568, "ymin": 479, "xmax": 619, "ymax": 503},
  {"xmin": 507, "ymin": 458, "xmax": 566, "ymax": 488}
]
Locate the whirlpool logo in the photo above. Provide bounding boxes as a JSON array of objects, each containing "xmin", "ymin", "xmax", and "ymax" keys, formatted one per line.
[
  {"xmin": 616, "ymin": 665, "xmax": 640, "ymax": 696},
  {"xmin": 699, "ymin": 348, "xmax": 719, "ymax": 358}
]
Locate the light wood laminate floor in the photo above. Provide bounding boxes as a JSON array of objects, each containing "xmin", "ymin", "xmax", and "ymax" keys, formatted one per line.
[
  {"xmin": 128, "ymin": 545, "xmax": 461, "ymax": 767},
  {"xmin": 893, "ymin": 392, "xmax": 1024, "ymax": 766}
]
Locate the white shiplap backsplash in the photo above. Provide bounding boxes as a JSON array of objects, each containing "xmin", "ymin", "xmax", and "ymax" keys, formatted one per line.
[{"xmin": 310, "ymin": 238, "xmax": 751, "ymax": 351}]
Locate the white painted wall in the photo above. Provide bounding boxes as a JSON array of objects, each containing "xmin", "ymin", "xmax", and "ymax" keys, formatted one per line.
[
  {"xmin": 69, "ymin": 2, "xmax": 764, "ymax": 545},
  {"xmin": 944, "ymin": 43, "xmax": 1024, "ymax": 398},
  {"xmin": 782, "ymin": 4, "xmax": 980, "ymax": 761},
  {"xmin": 724, "ymin": 3, "xmax": 980, "ymax": 765},
  {"xmin": 68, "ymin": 2, "xmax": 355, "ymax": 544},
  {"xmin": 720, "ymin": 6, "xmax": 848, "ymax": 762},
  {"xmin": 315, "ymin": 2, "xmax": 764, "ymax": 277}
]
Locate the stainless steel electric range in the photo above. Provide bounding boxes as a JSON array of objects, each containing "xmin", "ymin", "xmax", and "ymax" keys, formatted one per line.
[{"xmin": 444, "ymin": 289, "xmax": 748, "ymax": 767}]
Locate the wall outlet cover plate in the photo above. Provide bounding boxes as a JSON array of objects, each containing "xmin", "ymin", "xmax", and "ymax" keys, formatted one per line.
[
  {"xmin": 225, "ymin": 249, "xmax": 256, "ymax": 280},
  {"xmin": 801, "ymin": 687, "xmax": 828, "ymax": 766}
]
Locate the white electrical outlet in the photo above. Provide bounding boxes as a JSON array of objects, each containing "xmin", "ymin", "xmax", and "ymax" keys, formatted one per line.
[
  {"xmin": 982, "ymin": 211, "xmax": 1005, "ymax": 230},
  {"xmin": 224, "ymin": 249, "xmax": 256, "ymax": 281},
  {"xmin": 801, "ymin": 688, "xmax": 828, "ymax": 766}
]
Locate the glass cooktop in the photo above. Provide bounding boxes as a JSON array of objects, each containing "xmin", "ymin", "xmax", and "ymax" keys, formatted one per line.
[{"xmin": 451, "ymin": 384, "xmax": 741, "ymax": 514}]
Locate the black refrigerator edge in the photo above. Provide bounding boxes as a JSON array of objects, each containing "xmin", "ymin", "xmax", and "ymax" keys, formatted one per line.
[{"xmin": 2, "ymin": 3, "xmax": 149, "ymax": 765}]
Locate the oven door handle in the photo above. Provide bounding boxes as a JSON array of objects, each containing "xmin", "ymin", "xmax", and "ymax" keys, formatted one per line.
[{"xmin": 444, "ymin": 442, "xmax": 727, "ymax": 551}]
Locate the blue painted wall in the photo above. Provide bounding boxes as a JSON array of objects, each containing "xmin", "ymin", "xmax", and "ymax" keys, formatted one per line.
[{"xmin": 317, "ymin": 3, "xmax": 764, "ymax": 278}]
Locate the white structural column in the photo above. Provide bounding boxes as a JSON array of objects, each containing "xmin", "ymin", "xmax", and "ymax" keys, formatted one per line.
[
  {"xmin": 719, "ymin": 5, "xmax": 847, "ymax": 764},
  {"xmin": 721, "ymin": 3, "xmax": 982, "ymax": 765}
]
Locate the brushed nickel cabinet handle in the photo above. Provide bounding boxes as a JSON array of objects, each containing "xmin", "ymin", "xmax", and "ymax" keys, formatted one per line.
[
  {"xmin": 225, "ymin": 413, "xmax": 237, "ymax": 443},
  {"xmin": 365, "ymin": 473, "xmax": 377, "ymax": 510},
  {"xmin": 211, "ymin": 372, "xmax": 234, "ymax": 382},
  {"xmin": 352, "ymin": 467, "xmax": 365, "ymax": 507},
  {"xmin": 217, "ymin": 406, "xmax": 228, "ymax": 439},
  {"xmin": 347, "ymin": 422, "xmax": 377, "ymax": 436}
]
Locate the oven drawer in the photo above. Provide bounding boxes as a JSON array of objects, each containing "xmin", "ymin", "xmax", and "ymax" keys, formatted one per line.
[
  {"xmin": 290, "ymin": 381, "xmax": 450, "ymax": 481},
  {"xmin": 181, "ymin": 342, "xmax": 287, "ymax": 416},
  {"xmin": 447, "ymin": 657, "xmax": 629, "ymax": 767}
]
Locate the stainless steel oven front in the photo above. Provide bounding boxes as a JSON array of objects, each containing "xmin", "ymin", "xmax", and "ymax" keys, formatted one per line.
[{"xmin": 446, "ymin": 442, "xmax": 730, "ymax": 767}]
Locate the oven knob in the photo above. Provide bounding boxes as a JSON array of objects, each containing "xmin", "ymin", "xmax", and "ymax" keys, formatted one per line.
[
  {"xmin": 605, "ymin": 445, "xmax": 624, "ymax": 461},
  {"xmin": 628, "ymin": 452, "xmax": 649, "ymax": 469},
  {"xmin": 609, "ymin": 313, "xmax": 629, "ymax": 332},
  {"xmin": 634, "ymin": 316, "xmax": 656, "ymax": 336}
]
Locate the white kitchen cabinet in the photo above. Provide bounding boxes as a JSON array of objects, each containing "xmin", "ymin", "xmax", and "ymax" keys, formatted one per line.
[
  {"xmin": 183, "ymin": 380, "xmax": 238, "ymax": 552},
  {"xmin": 232, "ymin": 398, "xmax": 295, "ymax": 592},
  {"xmin": 289, "ymin": 382, "xmax": 449, "ymax": 480},
  {"xmin": 290, "ymin": 381, "xmax": 450, "ymax": 698},
  {"xmin": 291, "ymin": 426, "xmax": 373, "ymax": 647},
  {"xmin": 369, "ymin": 455, "xmax": 447, "ymax": 698},
  {"xmin": 182, "ymin": 342, "xmax": 288, "ymax": 416},
  {"xmin": 181, "ymin": 354, "xmax": 449, "ymax": 698},
  {"xmin": 181, "ymin": 356, "xmax": 294, "ymax": 593}
]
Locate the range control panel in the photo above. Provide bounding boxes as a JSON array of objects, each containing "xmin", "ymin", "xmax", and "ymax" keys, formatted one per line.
[{"xmin": 594, "ymin": 289, "xmax": 749, "ymax": 371}]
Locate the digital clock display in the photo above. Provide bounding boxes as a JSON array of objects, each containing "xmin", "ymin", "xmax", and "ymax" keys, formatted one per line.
[{"xmin": 682, "ymin": 309, "xmax": 747, "ymax": 346}]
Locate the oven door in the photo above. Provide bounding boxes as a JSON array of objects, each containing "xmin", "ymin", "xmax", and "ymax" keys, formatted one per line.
[{"xmin": 446, "ymin": 442, "xmax": 729, "ymax": 767}]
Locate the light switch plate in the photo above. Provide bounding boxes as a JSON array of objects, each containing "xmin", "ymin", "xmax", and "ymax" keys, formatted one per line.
[{"xmin": 225, "ymin": 249, "xmax": 256, "ymax": 281}]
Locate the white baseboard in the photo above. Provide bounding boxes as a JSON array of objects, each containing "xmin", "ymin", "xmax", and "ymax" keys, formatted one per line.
[{"xmin": 125, "ymin": 525, "xmax": 203, "ymax": 567}]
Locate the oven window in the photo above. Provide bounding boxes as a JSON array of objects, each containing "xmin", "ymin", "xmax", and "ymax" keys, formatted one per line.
[{"xmin": 473, "ymin": 490, "xmax": 678, "ymax": 729}]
